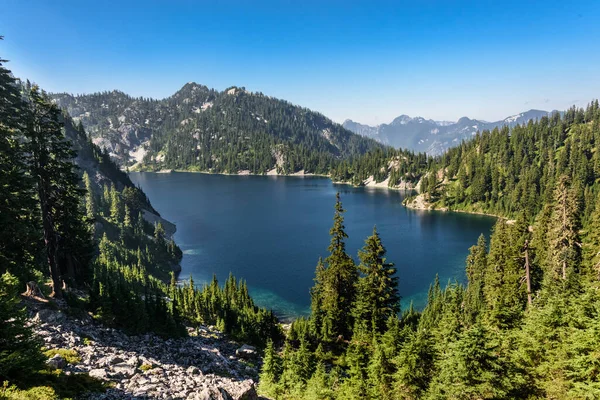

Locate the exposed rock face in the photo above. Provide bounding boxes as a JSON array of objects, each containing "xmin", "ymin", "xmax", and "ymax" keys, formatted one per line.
[{"xmin": 31, "ymin": 309, "xmax": 259, "ymax": 400}]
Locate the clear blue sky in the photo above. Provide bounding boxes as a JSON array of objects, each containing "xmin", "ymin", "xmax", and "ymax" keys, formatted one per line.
[{"xmin": 2, "ymin": 0, "xmax": 599, "ymax": 125}]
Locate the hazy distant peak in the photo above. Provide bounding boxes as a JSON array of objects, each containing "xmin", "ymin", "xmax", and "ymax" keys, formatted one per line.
[{"xmin": 343, "ymin": 108, "xmax": 557, "ymax": 156}]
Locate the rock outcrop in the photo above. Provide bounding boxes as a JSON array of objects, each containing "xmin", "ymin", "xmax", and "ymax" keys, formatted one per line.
[{"xmin": 31, "ymin": 308, "xmax": 259, "ymax": 400}]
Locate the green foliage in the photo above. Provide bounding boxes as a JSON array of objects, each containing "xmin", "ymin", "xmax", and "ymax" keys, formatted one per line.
[
  {"xmin": 0, "ymin": 273, "xmax": 45, "ymax": 383},
  {"xmin": 353, "ymin": 226, "xmax": 400, "ymax": 334},
  {"xmin": 174, "ymin": 273, "xmax": 282, "ymax": 346},
  {"xmin": 0, "ymin": 369, "xmax": 108, "ymax": 400},
  {"xmin": 262, "ymin": 104, "xmax": 600, "ymax": 399},
  {"xmin": 310, "ymin": 193, "xmax": 358, "ymax": 342},
  {"xmin": 42, "ymin": 349, "xmax": 80, "ymax": 365},
  {"xmin": 53, "ymin": 84, "xmax": 384, "ymax": 175}
]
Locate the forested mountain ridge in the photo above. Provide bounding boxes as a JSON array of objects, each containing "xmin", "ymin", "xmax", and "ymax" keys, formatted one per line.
[
  {"xmin": 410, "ymin": 101, "xmax": 600, "ymax": 217},
  {"xmin": 344, "ymin": 109, "xmax": 554, "ymax": 155},
  {"xmin": 51, "ymin": 83, "xmax": 383, "ymax": 174}
]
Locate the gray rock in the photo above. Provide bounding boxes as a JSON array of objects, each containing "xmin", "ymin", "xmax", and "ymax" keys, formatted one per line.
[
  {"xmin": 235, "ymin": 344, "xmax": 256, "ymax": 359},
  {"xmin": 34, "ymin": 309, "xmax": 65, "ymax": 324},
  {"xmin": 126, "ymin": 355, "xmax": 139, "ymax": 367},
  {"xmin": 187, "ymin": 366, "xmax": 202, "ymax": 376},
  {"xmin": 46, "ymin": 354, "xmax": 66, "ymax": 370},
  {"xmin": 108, "ymin": 355, "xmax": 124, "ymax": 365},
  {"xmin": 89, "ymin": 368, "xmax": 108, "ymax": 380},
  {"xmin": 112, "ymin": 363, "xmax": 137, "ymax": 378}
]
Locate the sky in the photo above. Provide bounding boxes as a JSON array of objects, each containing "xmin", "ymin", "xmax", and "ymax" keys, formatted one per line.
[{"xmin": 2, "ymin": 0, "xmax": 600, "ymax": 125}]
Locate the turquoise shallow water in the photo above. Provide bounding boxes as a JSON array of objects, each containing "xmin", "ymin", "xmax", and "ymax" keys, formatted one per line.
[{"xmin": 129, "ymin": 172, "xmax": 495, "ymax": 321}]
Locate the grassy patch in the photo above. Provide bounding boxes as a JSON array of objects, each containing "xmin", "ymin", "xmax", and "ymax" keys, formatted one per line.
[
  {"xmin": 1, "ymin": 370, "xmax": 109, "ymax": 400},
  {"xmin": 139, "ymin": 363, "xmax": 153, "ymax": 372},
  {"xmin": 43, "ymin": 349, "xmax": 81, "ymax": 365}
]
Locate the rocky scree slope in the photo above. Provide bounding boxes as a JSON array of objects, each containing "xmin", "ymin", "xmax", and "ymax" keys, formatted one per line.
[{"xmin": 31, "ymin": 304, "xmax": 260, "ymax": 400}]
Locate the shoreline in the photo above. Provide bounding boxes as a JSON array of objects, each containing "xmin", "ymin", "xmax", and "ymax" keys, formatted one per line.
[
  {"xmin": 133, "ymin": 168, "xmax": 419, "ymax": 192},
  {"xmin": 403, "ymin": 193, "xmax": 501, "ymax": 219},
  {"xmin": 133, "ymin": 168, "xmax": 502, "ymax": 219}
]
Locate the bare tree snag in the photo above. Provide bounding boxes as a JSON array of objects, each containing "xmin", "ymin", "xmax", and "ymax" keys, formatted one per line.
[{"xmin": 524, "ymin": 240, "xmax": 532, "ymax": 306}]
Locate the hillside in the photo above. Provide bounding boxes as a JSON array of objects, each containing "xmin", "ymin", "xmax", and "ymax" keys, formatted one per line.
[
  {"xmin": 344, "ymin": 109, "xmax": 554, "ymax": 155},
  {"xmin": 1, "ymin": 54, "xmax": 282, "ymax": 398},
  {"xmin": 52, "ymin": 84, "xmax": 383, "ymax": 174},
  {"xmin": 257, "ymin": 101, "xmax": 600, "ymax": 400},
  {"xmin": 410, "ymin": 102, "xmax": 600, "ymax": 217}
]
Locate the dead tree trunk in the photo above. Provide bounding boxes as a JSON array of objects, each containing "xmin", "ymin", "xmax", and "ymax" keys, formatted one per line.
[
  {"xmin": 24, "ymin": 281, "xmax": 44, "ymax": 298},
  {"xmin": 524, "ymin": 240, "xmax": 532, "ymax": 306}
]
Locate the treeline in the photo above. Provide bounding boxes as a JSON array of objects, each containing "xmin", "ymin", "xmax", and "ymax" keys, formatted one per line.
[
  {"xmin": 173, "ymin": 274, "xmax": 282, "ymax": 345},
  {"xmin": 419, "ymin": 101, "xmax": 600, "ymax": 217},
  {"xmin": 329, "ymin": 147, "xmax": 430, "ymax": 187},
  {"xmin": 259, "ymin": 102, "xmax": 600, "ymax": 399}
]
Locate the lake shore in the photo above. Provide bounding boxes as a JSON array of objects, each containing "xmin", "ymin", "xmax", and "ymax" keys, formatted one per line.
[
  {"xmin": 403, "ymin": 193, "xmax": 502, "ymax": 219},
  {"xmin": 137, "ymin": 168, "xmax": 501, "ymax": 219},
  {"xmin": 135, "ymin": 167, "xmax": 420, "ymax": 192}
]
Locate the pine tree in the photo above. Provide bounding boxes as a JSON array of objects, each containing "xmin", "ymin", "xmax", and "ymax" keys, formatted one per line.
[
  {"xmin": 0, "ymin": 272, "xmax": 45, "ymax": 382},
  {"xmin": 0, "ymin": 50, "xmax": 38, "ymax": 281},
  {"xmin": 483, "ymin": 220, "xmax": 527, "ymax": 328},
  {"xmin": 110, "ymin": 184, "xmax": 123, "ymax": 223},
  {"xmin": 317, "ymin": 193, "xmax": 358, "ymax": 341},
  {"xmin": 464, "ymin": 234, "xmax": 487, "ymax": 323},
  {"xmin": 123, "ymin": 205, "xmax": 132, "ymax": 228},
  {"xmin": 393, "ymin": 330, "xmax": 435, "ymax": 400},
  {"xmin": 547, "ymin": 175, "xmax": 581, "ymax": 282},
  {"xmin": 368, "ymin": 337, "xmax": 394, "ymax": 400},
  {"xmin": 353, "ymin": 226, "xmax": 400, "ymax": 334},
  {"xmin": 259, "ymin": 339, "xmax": 282, "ymax": 398},
  {"xmin": 582, "ymin": 193, "xmax": 600, "ymax": 280},
  {"xmin": 26, "ymin": 85, "xmax": 91, "ymax": 297},
  {"xmin": 83, "ymin": 171, "xmax": 96, "ymax": 220},
  {"xmin": 304, "ymin": 362, "xmax": 333, "ymax": 400}
]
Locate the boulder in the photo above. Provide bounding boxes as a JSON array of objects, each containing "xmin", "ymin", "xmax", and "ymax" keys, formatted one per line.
[
  {"xmin": 235, "ymin": 344, "xmax": 256, "ymax": 359},
  {"xmin": 187, "ymin": 365, "xmax": 202, "ymax": 375},
  {"xmin": 112, "ymin": 363, "xmax": 137, "ymax": 378},
  {"xmin": 34, "ymin": 309, "xmax": 65, "ymax": 324},
  {"xmin": 228, "ymin": 381, "xmax": 258, "ymax": 400},
  {"xmin": 89, "ymin": 368, "xmax": 108, "ymax": 380},
  {"xmin": 126, "ymin": 355, "xmax": 140, "ymax": 367},
  {"xmin": 46, "ymin": 354, "xmax": 66, "ymax": 370}
]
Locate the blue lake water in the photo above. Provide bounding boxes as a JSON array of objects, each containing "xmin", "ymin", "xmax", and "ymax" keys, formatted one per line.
[{"xmin": 129, "ymin": 172, "xmax": 495, "ymax": 321}]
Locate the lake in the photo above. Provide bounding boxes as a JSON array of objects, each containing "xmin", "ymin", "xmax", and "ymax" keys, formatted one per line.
[{"xmin": 129, "ymin": 172, "xmax": 495, "ymax": 320}]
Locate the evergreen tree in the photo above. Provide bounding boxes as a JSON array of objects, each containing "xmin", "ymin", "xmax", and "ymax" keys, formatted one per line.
[
  {"xmin": 0, "ymin": 272, "xmax": 45, "ymax": 382},
  {"xmin": 258, "ymin": 339, "xmax": 282, "ymax": 398},
  {"xmin": 353, "ymin": 226, "xmax": 400, "ymax": 334},
  {"xmin": 83, "ymin": 171, "xmax": 96, "ymax": 220},
  {"xmin": 316, "ymin": 193, "xmax": 358, "ymax": 341},
  {"xmin": 464, "ymin": 234, "xmax": 487, "ymax": 323},
  {"xmin": 367, "ymin": 337, "xmax": 394, "ymax": 400},
  {"xmin": 26, "ymin": 85, "xmax": 91, "ymax": 297},
  {"xmin": 547, "ymin": 175, "xmax": 581, "ymax": 282},
  {"xmin": 0, "ymin": 49, "xmax": 38, "ymax": 281}
]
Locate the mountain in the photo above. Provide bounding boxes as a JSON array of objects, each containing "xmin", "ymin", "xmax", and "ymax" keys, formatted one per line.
[
  {"xmin": 52, "ymin": 83, "xmax": 382, "ymax": 174},
  {"xmin": 343, "ymin": 109, "xmax": 555, "ymax": 155}
]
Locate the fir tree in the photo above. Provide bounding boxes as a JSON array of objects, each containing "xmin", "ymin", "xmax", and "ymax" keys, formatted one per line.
[
  {"xmin": 547, "ymin": 175, "xmax": 581, "ymax": 282},
  {"xmin": 0, "ymin": 272, "xmax": 45, "ymax": 382},
  {"xmin": 316, "ymin": 193, "xmax": 358, "ymax": 341},
  {"xmin": 353, "ymin": 226, "xmax": 400, "ymax": 334}
]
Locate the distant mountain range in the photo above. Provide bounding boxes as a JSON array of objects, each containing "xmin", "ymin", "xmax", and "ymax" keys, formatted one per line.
[{"xmin": 343, "ymin": 109, "xmax": 559, "ymax": 155}]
